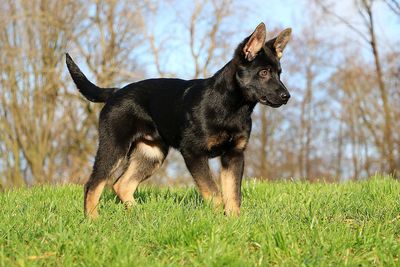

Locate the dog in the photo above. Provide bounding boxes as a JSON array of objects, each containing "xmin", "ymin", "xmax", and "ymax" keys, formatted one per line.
[{"xmin": 66, "ymin": 22, "xmax": 291, "ymax": 218}]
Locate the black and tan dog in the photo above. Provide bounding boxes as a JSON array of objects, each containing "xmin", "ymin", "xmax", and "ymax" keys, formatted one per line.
[{"xmin": 66, "ymin": 22, "xmax": 291, "ymax": 218}]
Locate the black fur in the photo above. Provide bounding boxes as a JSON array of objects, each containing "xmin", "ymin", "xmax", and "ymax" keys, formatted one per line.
[
  {"xmin": 66, "ymin": 54, "xmax": 117, "ymax": 102},
  {"xmin": 66, "ymin": 23, "xmax": 291, "ymax": 216}
]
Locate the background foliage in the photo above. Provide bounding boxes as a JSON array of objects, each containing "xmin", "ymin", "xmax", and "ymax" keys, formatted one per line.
[{"xmin": 0, "ymin": 0, "xmax": 399, "ymax": 187}]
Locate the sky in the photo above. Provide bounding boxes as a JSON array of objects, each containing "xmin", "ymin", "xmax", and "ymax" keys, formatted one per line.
[
  {"xmin": 137, "ymin": 0, "xmax": 399, "ymax": 79},
  {"xmin": 247, "ymin": 0, "xmax": 398, "ymax": 47},
  {"xmin": 66, "ymin": 0, "xmax": 399, "ymax": 180},
  {"xmin": 137, "ymin": 0, "xmax": 399, "ymax": 179},
  {"xmin": 75, "ymin": 0, "xmax": 399, "ymax": 82}
]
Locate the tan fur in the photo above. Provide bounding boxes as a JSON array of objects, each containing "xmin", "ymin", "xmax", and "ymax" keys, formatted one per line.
[
  {"xmin": 137, "ymin": 142, "xmax": 164, "ymax": 159},
  {"xmin": 113, "ymin": 141, "xmax": 164, "ymax": 207},
  {"xmin": 143, "ymin": 134, "xmax": 155, "ymax": 141},
  {"xmin": 206, "ymin": 132, "xmax": 230, "ymax": 150},
  {"xmin": 221, "ymin": 168, "xmax": 240, "ymax": 216},
  {"xmin": 113, "ymin": 159, "xmax": 139, "ymax": 205},
  {"xmin": 196, "ymin": 179, "xmax": 223, "ymax": 207},
  {"xmin": 84, "ymin": 180, "xmax": 106, "ymax": 218},
  {"xmin": 235, "ymin": 136, "xmax": 248, "ymax": 151},
  {"xmin": 107, "ymin": 159, "xmax": 123, "ymax": 185}
]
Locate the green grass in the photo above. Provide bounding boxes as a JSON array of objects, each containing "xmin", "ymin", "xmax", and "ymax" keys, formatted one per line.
[{"xmin": 1, "ymin": 177, "xmax": 400, "ymax": 266}]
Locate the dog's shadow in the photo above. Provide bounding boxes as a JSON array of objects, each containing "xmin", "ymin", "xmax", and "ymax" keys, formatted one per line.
[{"xmin": 102, "ymin": 187, "xmax": 205, "ymax": 208}]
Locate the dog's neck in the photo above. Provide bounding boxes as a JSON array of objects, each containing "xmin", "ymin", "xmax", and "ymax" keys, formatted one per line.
[
  {"xmin": 212, "ymin": 60, "xmax": 239, "ymax": 91},
  {"xmin": 211, "ymin": 60, "xmax": 256, "ymax": 115}
]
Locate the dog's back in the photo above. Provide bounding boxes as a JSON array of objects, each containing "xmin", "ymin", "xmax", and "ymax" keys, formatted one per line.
[{"xmin": 109, "ymin": 77, "xmax": 208, "ymax": 148}]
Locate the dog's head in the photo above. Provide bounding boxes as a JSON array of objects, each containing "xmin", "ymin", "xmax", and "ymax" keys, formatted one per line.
[{"xmin": 234, "ymin": 23, "xmax": 292, "ymax": 108}]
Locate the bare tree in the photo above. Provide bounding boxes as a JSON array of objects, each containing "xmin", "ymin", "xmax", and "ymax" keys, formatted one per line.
[
  {"xmin": 316, "ymin": 0, "xmax": 397, "ymax": 177},
  {"xmin": 384, "ymin": 0, "xmax": 400, "ymax": 16},
  {"xmin": 0, "ymin": 0, "xmax": 84, "ymax": 185},
  {"xmin": 0, "ymin": 0, "xmax": 146, "ymax": 186},
  {"xmin": 1, "ymin": 0, "xmax": 398, "ymax": 187}
]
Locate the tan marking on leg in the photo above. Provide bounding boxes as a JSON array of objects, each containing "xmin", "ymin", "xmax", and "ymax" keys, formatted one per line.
[
  {"xmin": 196, "ymin": 179, "xmax": 223, "ymax": 208},
  {"xmin": 113, "ymin": 143, "xmax": 164, "ymax": 207},
  {"xmin": 193, "ymin": 173, "xmax": 223, "ymax": 208},
  {"xmin": 137, "ymin": 142, "xmax": 164, "ymax": 159},
  {"xmin": 235, "ymin": 136, "xmax": 248, "ymax": 151},
  {"xmin": 185, "ymin": 156, "xmax": 222, "ymax": 210},
  {"xmin": 111, "ymin": 159, "xmax": 122, "ymax": 173},
  {"xmin": 206, "ymin": 132, "xmax": 230, "ymax": 150},
  {"xmin": 221, "ymin": 168, "xmax": 240, "ymax": 216},
  {"xmin": 113, "ymin": 160, "xmax": 139, "ymax": 206},
  {"xmin": 84, "ymin": 180, "xmax": 106, "ymax": 218},
  {"xmin": 211, "ymin": 194, "xmax": 223, "ymax": 209}
]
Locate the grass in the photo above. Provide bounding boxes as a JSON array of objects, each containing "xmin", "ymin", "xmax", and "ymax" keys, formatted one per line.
[{"xmin": 0, "ymin": 177, "xmax": 400, "ymax": 266}]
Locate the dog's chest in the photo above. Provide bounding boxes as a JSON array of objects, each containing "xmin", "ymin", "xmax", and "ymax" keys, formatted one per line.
[
  {"xmin": 205, "ymin": 130, "xmax": 248, "ymax": 157},
  {"xmin": 204, "ymin": 106, "xmax": 252, "ymax": 157}
]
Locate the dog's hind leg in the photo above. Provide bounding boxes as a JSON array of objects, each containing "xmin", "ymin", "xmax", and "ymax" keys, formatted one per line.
[
  {"xmin": 113, "ymin": 139, "xmax": 167, "ymax": 207},
  {"xmin": 84, "ymin": 145, "xmax": 126, "ymax": 218},
  {"xmin": 183, "ymin": 155, "xmax": 222, "ymax": 208},
  {"xmin": 84, "ymin": 117, "xmax": 133, "ymax": 218}
]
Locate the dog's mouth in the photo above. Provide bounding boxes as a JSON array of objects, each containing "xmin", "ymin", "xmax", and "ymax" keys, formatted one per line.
[{"xmin": 259, "ymin": 96, "xmax": 283, "ymax": 108}]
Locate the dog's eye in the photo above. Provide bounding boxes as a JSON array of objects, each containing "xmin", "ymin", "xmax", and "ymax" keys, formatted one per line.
[{"xmin": 259, "ymin": 69, "xmax": 270, "ymax": 77}]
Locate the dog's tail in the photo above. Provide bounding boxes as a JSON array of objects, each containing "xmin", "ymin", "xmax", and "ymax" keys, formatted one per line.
[{"xmin": 66, "ymin": 53, "xmax": 117, "ymax": 103}]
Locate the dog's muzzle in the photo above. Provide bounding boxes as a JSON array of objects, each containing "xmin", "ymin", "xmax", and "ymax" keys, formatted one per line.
[{"xmin": 259, "ymin": 95, "xmax": 287, "ymax": 108}]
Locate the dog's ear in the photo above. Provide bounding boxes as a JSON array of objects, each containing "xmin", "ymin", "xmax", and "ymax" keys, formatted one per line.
[
  {"xmin": 266, "ymin": 28, "xmax": 292, "ymax": 59},
  {"xmin": 243, "ymin": 22, "xmax": 267, "ymax": 61}
]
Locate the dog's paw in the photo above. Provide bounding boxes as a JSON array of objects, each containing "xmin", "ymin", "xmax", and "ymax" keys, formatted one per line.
[
  {"xmin": 224, "ymin": 206, "xmax": 240, "ymax": 217},
  {"xmin": 123, "ymin": 200, "xmax": 136, "ymax": 210}
]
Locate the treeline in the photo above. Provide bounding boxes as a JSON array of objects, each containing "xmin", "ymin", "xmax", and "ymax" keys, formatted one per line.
[
  {"xmin": 0, "ymin": 0, "xmax": 399, "ymax": 187},
  {"xmin": 246, "ymin": 0, "xmax": 400, "ymax": 181}
]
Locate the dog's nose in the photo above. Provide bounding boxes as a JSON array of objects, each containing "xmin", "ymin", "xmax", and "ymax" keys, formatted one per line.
[{"xmin": 280, "ymin": 92, "xmax": 290, "ymax": 101}]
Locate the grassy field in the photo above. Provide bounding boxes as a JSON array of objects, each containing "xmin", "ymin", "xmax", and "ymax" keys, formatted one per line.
[{"xmin": 1, "ymin": 177, "xmax": 399, "ymax": 266}]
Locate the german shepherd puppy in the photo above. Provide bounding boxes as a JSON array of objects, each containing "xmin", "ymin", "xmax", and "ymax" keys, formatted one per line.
[{"xmin": 66, "ymin": 22, "xmax": 291, "ymax": 218}]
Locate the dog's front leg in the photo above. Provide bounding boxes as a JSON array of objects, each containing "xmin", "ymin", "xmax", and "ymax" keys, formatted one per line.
[
  {"xmin": 220, "ymin": 150, "xmax": 244, "ymax": 216},
  {"xmin": 183, "ymin": 155, "xmax": 222, "ymax": 208}
]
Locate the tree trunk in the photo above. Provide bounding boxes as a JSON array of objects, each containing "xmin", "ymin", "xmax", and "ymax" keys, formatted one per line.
[
  {"xmin": 259, "ymin": 110, "xmax": 268, "ymax": 179},
  {"xmin": 365, "ymin": 2, "xmax": 396, "ymax": 177}
]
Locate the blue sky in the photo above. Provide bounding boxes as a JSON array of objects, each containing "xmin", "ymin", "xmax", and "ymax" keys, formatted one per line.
[
  {"xmin": 137, "ymin": 0, "xmax": 399, "ymax": 79},
  {"xmin": 74, "ymin": 0, "xmax": 399, "ymax": 87},
  {"xmin": 248, "ymin": 0, "xmax": 399, "ymax": 45},
  {"xmin": 68, "ymin": 0, "xmax": 398, "ymax": 179}
]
